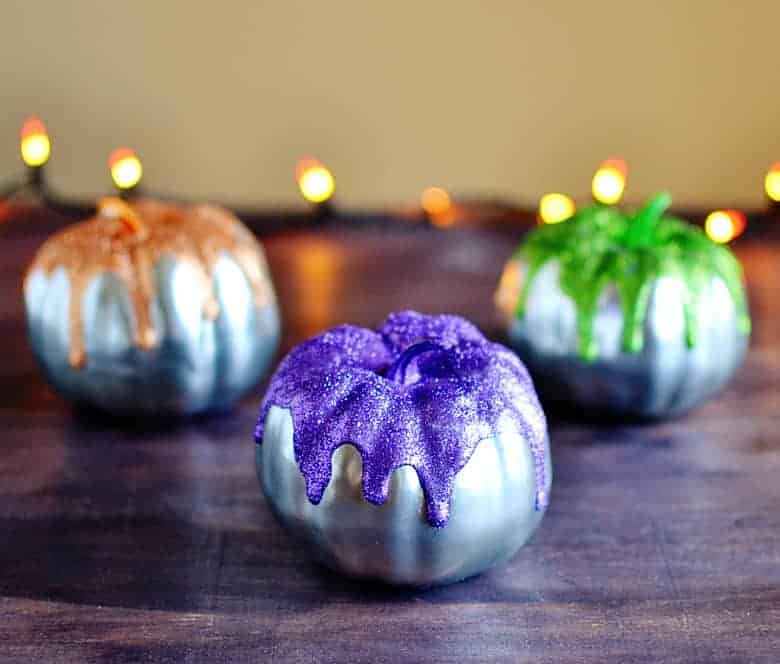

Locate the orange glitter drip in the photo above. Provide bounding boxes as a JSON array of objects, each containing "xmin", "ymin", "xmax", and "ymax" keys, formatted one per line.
[{"xmin": 26, "ymin": 199, "xmax": 273, "ymax": 370}]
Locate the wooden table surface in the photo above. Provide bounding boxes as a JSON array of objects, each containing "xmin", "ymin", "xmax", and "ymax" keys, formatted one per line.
[{"xmin": 1, "ymin": 206, "xmax": 778, "ymax": 663}]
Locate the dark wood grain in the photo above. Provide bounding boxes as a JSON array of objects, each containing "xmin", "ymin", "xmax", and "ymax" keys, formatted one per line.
[{"xmin": 1, "ymin": 205, "xmax": 779, "ymax": 663}]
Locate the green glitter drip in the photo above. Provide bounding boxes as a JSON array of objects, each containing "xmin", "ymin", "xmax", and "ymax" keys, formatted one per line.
[{"xmin": 515, "ymin": 192, "xmax": 750, "ymax": 361}]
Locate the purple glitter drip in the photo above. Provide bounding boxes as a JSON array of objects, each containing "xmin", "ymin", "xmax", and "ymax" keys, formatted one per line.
[{"xmin": 255, "ymin": 311, "xmax": 548, "ymax": 527}]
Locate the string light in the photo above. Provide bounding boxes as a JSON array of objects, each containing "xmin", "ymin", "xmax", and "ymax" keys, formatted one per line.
[
  {"xmin": 296, "ymin": 157, "xmax": 335, "ymax": 204},
  {"xmin": 765, "ymin": 163, "xmax": 780, "ymax": 202},
  {"xmin": 1, "ymin": 115, "xmax": 772, "ymax": 238},
  {"xmin": 109, "ymin": 148, "xmax": 143, "ymax": 191},
  {"xmin": 592, "ymin": 157, "xmax": 627, "ymax": 205},
  {"xmin": 705, "ymin": 211, "xmax": 734, "ymax": 243},
  {"xmin": 20, "ymin": 117, "xmax": 51, "ymax": 168},
  {"xmin": 538, "ymin": 192, "xmax": 575, "ymax": 224},
  {"xmin": 421, "ymin": 187, "xmax": 451, "ymax": 216},
  {"xmin": 705, "ymin": 210, "xmax": 746, "ymax": 244},
  {"xmin": 421, "ymin": 187, "xmax": 456, "ymax": 227},
  {"xmin": 727, "ymin": 209, "xmax": 747, "ymax": 238}
]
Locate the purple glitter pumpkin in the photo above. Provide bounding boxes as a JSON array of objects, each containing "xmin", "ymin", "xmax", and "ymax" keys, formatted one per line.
[{"xmin": 255, "ymin": 311, "xmax": 552, "ymax": 585}]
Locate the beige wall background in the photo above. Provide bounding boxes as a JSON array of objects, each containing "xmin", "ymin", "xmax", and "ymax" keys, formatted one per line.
[{"xmin": 1, "ymin": 1, "xmax": 779, "ymax": 209}]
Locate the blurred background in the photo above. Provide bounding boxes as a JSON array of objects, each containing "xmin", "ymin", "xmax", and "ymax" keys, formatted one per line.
[{"xmin": 1, "ymin": 1, "xmax": 779, "ymax": 209}]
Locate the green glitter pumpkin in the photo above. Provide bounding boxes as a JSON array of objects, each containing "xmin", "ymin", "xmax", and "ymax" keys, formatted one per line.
[
  {"xmin": 512, "ymin": 192, "xmax": 750, "ymax": 361},
  {"xmin": 496, "ymin": 192, "xmax": 751, "ymax": 418}
]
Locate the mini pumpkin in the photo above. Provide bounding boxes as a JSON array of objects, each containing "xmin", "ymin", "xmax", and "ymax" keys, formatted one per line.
[
  {"xmin": 24, "ymin": 198, "xmax": 280, "ymax": 415},
  {"xmin": 255, "ymin": 311, "xmax": 551, "ymax": 586},
  {"xmin": 496, "ymin": 192, "xmax": 750, "ymax": 418}
]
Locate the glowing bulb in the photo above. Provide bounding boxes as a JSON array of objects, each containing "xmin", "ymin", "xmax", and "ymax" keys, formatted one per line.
[
  {"xmin": 539, "ymin": 192, "xmax": 575, "ymax": 224},
  {"xmin": 726, "ymin": 209, "xmax": 746, "ymax": 238},
  {"xmin": 421, "ymin": 187, "xmax": 452, "ymax": 216},
  {"xmin": 20, "ymin": 117, "xmax": 51, "ymax": 168},
  {"xmin": 765, "ymin": 163, "xmax": 780, "ymax": 202},
  {"xmin": 705, "ymin": 210, "xmax": 738, "ymax": 244},
  {"xmin": 109, "ymin": 148, "xmax": 143, "ymax": 190},
  {"xmin": 592, "ymin": 158, "xmax": 627, "ymax": 205},
  {"xmin": 296, "ymin": 157, "xmax": 335, "ymax": 204},
  {"xmin": 300, "ymin": 167, "xmax": 334, "ymax": 203},
  {"xmin": 420, "ymin": 187, "xmax": 455, "ymax": 227}
]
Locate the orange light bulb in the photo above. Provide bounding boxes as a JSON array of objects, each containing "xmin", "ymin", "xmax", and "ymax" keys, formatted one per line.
[
  {"xmin": 421, "ymin": 187, "xmax": 456, "ymax": 227},
  {"xmin": 296, "ymin": 157, "xmax": 335, "ymax": 204},
  {"xmin": 705, "ymin": 210, "xmax": 746, "ymax": 244},
  {"xmin": 421, "ymin": 187, "xmax": 452, "ymax": 216},
  {"xmin": 592, "ymin": 157, "xmax": 627, "ymax": 205},
  {"xmin": 765, "ymin": 163, "xmax": 780, "ymax": 202},
  {"xmin": 538, "ymin": 193, "xmax": 575, "ymax": 224},
  {"xmin": 20, "ymin": 116, "xmax": 51, "ymax": 167},
  {"xmin": 109, "ymin": 148, "xmax": 143, "ymax": 190}
]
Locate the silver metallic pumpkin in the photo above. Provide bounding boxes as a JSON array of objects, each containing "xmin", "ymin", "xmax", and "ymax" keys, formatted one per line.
[
  {"xmin": 255, "ymin": 311, "xmax": 552, "ymax": 586},
  {"xmin": 24, "ymin": 198, "xmax": 280, "ymax": 415},
  {"xmin": 496, "ymin": 193, "xmax": 750, "ymax": 419}
]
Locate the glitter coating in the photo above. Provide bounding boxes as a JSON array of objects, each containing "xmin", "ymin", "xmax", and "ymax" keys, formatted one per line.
[
  {"xmin": 255, "ymin": 311, "xmax": 548, "ymax": 527},
  {"xmin": 513, "ymin": 192, "xmax": 750, "ymax": 360},
  {"xmin": 25, "ymin": 197, "xmax": 274, "ymax": 369}
]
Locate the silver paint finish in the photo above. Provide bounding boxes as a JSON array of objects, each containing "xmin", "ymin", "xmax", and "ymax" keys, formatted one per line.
[
  {"xmin": 25, "ymin": 252, "xmax": 280, "ymax": 415},
  {"xmin": 258, "ymin": 405, "xmax": 552, "ymax": 586},
  {"xmin": 501, "ymin": 259, "xmax": 748, "ymax": 418}
]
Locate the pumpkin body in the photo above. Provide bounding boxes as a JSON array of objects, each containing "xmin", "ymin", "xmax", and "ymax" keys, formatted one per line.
[
  {"xmin": 496, "ymin": 194, "xmax": 750, "ymax": 418},
  {"xmin": 24, "ymin": 199, "xmax": 280, "ymax": 415},
  {"xmin": 255, "ymin": 311, "xmax": 552, "ymax": 586},
  {"xmin": 500, "ymin": 258, "xmax": 748, "ymax": 418}
]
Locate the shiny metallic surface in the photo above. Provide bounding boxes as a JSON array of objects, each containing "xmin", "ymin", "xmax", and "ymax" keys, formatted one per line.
[
  {"xmin": 25, "ymin": 252, "xmax": 280, "ymax": 415},
  {"xmin": 258, "ymin": 405, "xmax": 552, "ymax": 586},
  {"xmin": 500, "ymin": 259, "xmax": 749, "ymax": 418}
]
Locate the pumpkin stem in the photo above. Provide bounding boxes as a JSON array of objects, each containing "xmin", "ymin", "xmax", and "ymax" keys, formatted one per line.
[
  {"xmin": 624, "ymin": 191, "xmax": 672, "ymax": 249},
  {"xmin": 97, "ymin": 197, "xmax": 148, "ymax": 238},
  {"xmin": 387, "ymin": 341, "xmax": 449, "ymax": 385}
]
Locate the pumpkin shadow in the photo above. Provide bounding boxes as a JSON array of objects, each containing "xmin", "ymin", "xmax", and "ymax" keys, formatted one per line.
[
  {"xmin": 68, "ymin": 401, "xmax": 252, "ymax": 438},
  {"xmin": 294, "ymin": 553, "xmax": 547, "ymax": 605},
  {"xmin": 542, "ymin": 398, "xmax": 671, "ymax": 429}
]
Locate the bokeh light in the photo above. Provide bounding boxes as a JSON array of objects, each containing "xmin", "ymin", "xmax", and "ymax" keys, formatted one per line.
[
  {"xmin": 421, "ymin": 187, "xmax": 456, "ymax": 227},
  {"xmin": 109, "ymin": 148, "xmax": 143, "ymax": 190},
  {"xmin": 705, "ymin": 210, "xmax": 745, "ymax": 244},
  {"xmin": 592, "ymin": 157, "xmax": 627, "ymax": 205},
  {"xmin": 297, "ymin": 157, "xmax": 335, "ymax": 204},
  {"xmin": 421, "ymin": 187, "xmax": 452, "ymax": 216},
  {"xmin": 765, "ymin": 163, "xmax": 780, "ymax": 202},
  {"xmin": 538, "ymin": 192, "xmax": 575, "ymax": 224},
  {"xmin": 20, "ymin": 117, "xmax": 51, "ymax": 168}
]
